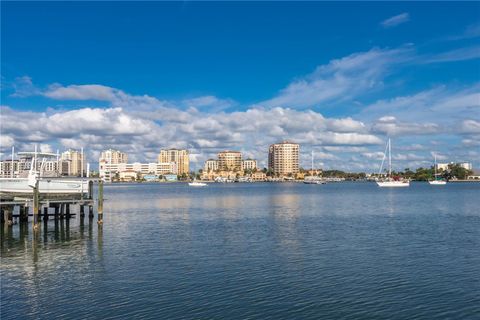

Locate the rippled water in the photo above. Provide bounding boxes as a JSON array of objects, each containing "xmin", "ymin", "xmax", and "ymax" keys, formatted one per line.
[{"xmin": 2, "ymin": 182, "xmax": 480, "ymax": 319}]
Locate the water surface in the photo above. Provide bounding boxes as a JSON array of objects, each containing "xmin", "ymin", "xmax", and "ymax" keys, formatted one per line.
[{"xmin": 2, "ymin": 182, "xmax": 479, "ymax": 319}]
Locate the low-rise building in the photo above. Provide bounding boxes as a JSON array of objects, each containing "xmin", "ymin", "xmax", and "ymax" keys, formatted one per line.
[
  {"xmin": 100, "ymin": 162, "xmax": 176, "ymax": 182},
  {"xmin": 250, "ymin": 171, "xmax": 267, "ymax": 181}
]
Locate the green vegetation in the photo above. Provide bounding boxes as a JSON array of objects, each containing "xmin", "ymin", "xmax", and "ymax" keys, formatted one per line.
[{"xmin": 378, "ymin": 164, "xmax": 473, "ymax": 181}]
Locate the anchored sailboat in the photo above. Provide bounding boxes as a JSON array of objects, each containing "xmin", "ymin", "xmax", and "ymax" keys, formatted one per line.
[
  {"xmin": 304, "ymin": 150, "xmax": 325, "ymax": 184},
  {"xmin": 428, "ymin": 154, "xmax": 447, "ymax": 185},
  {"xmin": 376, "ymin": 138, "xmax": 410, "ymax": 188}
]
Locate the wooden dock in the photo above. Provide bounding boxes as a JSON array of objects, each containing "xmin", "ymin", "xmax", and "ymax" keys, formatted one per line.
[{"xmin": 1, "ymin": 179, "xmax": 105, "ymax": 230}]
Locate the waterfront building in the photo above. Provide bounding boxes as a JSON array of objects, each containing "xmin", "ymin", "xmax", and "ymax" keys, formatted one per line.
[
  {"xmin": 0, "ymin": 157, "xmax": 70, "ymax": 178},
  {"xmin": 268, "ymin": 141, "xmax": 300, "ymax": 176},
  {"xmin": 218, "ymin": 151, "xmax": 242, "ymax": 171},
  {"xmin": 100, "ymin": 149, "xmax": 128, "ymax": 165},
  {"xmin": 158, "ymin": 149, "xmax": 189, "ymax": 176},
  {"xmin": 242, "ymin": 159, "xmax": 257, "ymax": 171},
  {"xmin": 0, "ymin": 159, "xmax": 20, "ymax": 178},
  {"xmin": 61, "ymin": 149, "xmax": 86, "ymax": 176},
  {"xmin": 250, "ymin": 171, "xmax": 267, "ymax": 181},
  {"xmin": 99, "ymin": 149, "xmax": 128, "ymax": 180},
  {"xmin": 436, "ymin": 162, "xmax": 473, "ymax": 171},
  {"xmin": 100, "ymin": 162, "xmax": 176, "ymax": 182},
  {"xmin": 204, "ymin": 159, "xmax": 219, "ymax": 172}
]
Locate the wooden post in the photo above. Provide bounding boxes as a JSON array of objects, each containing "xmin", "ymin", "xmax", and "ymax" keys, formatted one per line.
[
  {"xmin": 88, "ymin": 205, "xmax": 94, "ymax": 219},
  {"xmin": 97, "ymin": 180, "xmax": 104, "ymax": 224},
  {"xmin": 19, "ymin": 206, "xmax": 26, "ymax": 223},
  {"xmin": 43, "ymin": 207, "xmax": 49, "ymax": 221},
  {"xmin": 33, "ymin": 180, "xmax": 40, "ymax": 230},
  {"xmin": 53, "ymin": 204, "xmax": 59, "ymax": 220},
  {"xmin": 59, "ymin": 204, "xmax": 65, "ymax": 220},
  {"xmin": 80, "ymin": 205, "xmax": 85, "ymax": 218},
  {"xmin": 88, "ymin": 180, "xmax": 93, "ymax": 200},
  {"xmin": 7, "ymin": 209, "xmax": 13, "ymax": 226},
  {"xmin": 65, "ymin": 204, "xmax": 71, "ymax": 219}
]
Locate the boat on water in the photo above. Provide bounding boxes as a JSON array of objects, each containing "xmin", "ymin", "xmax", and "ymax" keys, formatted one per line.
[
  {"xmin": 376, "ymin": 138, "xmax": 410, "ymax": 188},
  {"xmin": 188, "ymin": 180, "xmax": 208, "ymax": 187},
  {"xmin": 0, "ymin": 148, "xmax": 89, "ymax": 197},
  {"xmin": 304, "ymin": 150, "xmax": 326, "ymax": 185},
  {"xmin": 428, "ymin": 154, "xmax": 447, "ymax": 185}
]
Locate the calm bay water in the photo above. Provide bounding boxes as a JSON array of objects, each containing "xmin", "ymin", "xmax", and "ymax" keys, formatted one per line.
[{"xmin": 1, "ymin": 182, "xmax": 479, "ymax": 319}]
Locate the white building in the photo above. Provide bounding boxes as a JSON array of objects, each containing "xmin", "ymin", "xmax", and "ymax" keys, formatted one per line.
[
  {"xmin": 100, "ymin": 162, "xmax": 176, "ymax": 182},
  {"xmin": 436, "ymin": 162, "xmax": 473, "ymax": 171}
]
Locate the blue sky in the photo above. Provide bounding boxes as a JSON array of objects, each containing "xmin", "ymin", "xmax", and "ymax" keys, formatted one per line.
[{"xmin": 1, "ymin": 2, "xmax": 479, "ymax": 171}]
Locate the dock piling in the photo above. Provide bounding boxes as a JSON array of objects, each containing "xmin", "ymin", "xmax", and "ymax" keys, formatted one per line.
[
  {"xmin": 97, "ymin": 180, "xmax": 104, "ymax": 224},
  {"xmin": 65, "ymin": 204, "xmax": 71, "ymax": 219},
  {"xmin": 33, "ymin": 181, "xmax": 40, "ymax": 229}
]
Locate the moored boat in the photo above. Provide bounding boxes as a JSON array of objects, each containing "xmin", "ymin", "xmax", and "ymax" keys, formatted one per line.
[{"xmin": 376, "ymin": 138, "xmax": 410, "ymax": 188}]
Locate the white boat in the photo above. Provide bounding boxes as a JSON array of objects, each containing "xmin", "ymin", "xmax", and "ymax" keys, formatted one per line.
[
  {"xmin": 188, "ymin": 181, "xmax": 207, "ymax": 187},
  {"xmin": 0, "ymin": 147, "xmax": 89, "ymax": 196},
  {"xmin": 304, "ymin": 150, "xmax": 325, "ymax": 184},
  {"xmin": 428, "ymin": 154, "xmax": 447, "ymax": 185},
  {"xmin": 376, "ymin": 138, "xmax": 410, "ymax": 188},
  {"xmin": 0, "ymin": 178, "xmax": 89, "ymax": 195}
]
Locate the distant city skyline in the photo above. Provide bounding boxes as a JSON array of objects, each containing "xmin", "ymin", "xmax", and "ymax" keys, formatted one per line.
[{"xmin": 1, "ymin": 2, "xmax": 479, "ymax": 171}]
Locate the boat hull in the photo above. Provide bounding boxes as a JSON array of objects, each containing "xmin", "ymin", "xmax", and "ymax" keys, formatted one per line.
[
  {"xmin": 428, "ymin": 180, "xmax": 447, "ymax": 185},
  {"xmin": 376, "ymin": 181, "xmax": 410, "ymax": 187},
  {"xmin": 0, "ymin": 178, "xmax": 89, "ymax": 195},
  {"xmin": 188, "ymin": 182, "xmax": 207, "ymax": 187}
]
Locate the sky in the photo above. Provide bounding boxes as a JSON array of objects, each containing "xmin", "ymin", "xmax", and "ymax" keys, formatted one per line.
[{"xmin": 1, "ymin": 2, "xmax": 479, "ymax": 172}]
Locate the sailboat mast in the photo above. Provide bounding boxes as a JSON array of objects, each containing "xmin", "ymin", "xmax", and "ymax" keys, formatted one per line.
[
  {"xmin": 434, "ymin": 153, "xmax": 437, "ymax": 176},
  {"xmin": 388, "ymin": 138, "xmax": 392, "ymax": 177},
  {"xmin": 311, "ymin": 150, "xmax": 314, "ymax": 175}
]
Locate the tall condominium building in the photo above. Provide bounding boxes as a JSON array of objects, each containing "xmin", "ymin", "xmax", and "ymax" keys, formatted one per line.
[
  {"xmin": 217, "ymin": 151, "xmax": 242, "ymax": 171},
  {"xmin": 204, "ymin": 159, "xmax": 219, "ymax": 172},
  {"xmin": 99, "ymin": 149, "xmax": 128, "ymax": 179},
  {"xmin": 100, "ymin": 149, "xmax": 128, "ymax": 165},
  {"xmin": 242, "ymin": 159, "xmax": 257, "ymax": 171},
  {"xmin": 268, "ymin": 141, "xmax": 300, "ymax": 176},
  {"xmin": 158, "ymin": 149, "xmax": 189, "ymax": 175},
  {"xmin": 61, "ymin": 149, "xmax": 86, "ymax": 176}
]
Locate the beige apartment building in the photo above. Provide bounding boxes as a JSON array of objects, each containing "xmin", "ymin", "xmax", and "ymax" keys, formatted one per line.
[
  {"xmin": 242, "ymin": 159, "xmax": 257, "ymax": 171},
  {"xmin": 158, "ymin": 149, "xmax": 189, "ymax": 175},
  {"xmin": 99, "ymin": 149, "xmax": 128, "ymax": 179},
  {"xmin": 61, "ymin": 149, "xmax": 86, "ymax": 176},
  {"xmin": 268, "ymin": 141, "xmax": 300, "ymax": 176},
  {"xmin": 217, "ymin": 151, "xmax": 242, "ymax": 171},
  {"xmin": 204, "ymin": 159, "xmax": 219, "ymax": 172}
]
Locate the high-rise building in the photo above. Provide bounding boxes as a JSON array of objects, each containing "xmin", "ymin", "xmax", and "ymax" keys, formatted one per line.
[
  {"xmin": 61, "ymin": 149, "xmax": 86, "ymax": 176},
  {"xmin": 100, "ymin": 149, "xmax": 128, "ymax": 165},
  {"xmin": 204, "ymin": 159, "xmax": 219, "ymax": 172},
  {"xmin": 99, "ymin": 149, "xmax": 128, "ymax": 179},
  {"xmin": 158, "ymin": 149, "xmax": 189, "ymax": 175},
  {"xmin": 242, "ymin": 159, "xmax": 257, "ymax": 171},
  {"xmin": 217, "ymin": 151, "xmax": 242, "ymax": 171},
  {"xmin": 268, "ymin": 141, "xmax": 300, "ymax": 176}
]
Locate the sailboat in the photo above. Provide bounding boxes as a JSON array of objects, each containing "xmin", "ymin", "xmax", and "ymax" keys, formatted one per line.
[
  {"xmin": 376, "ymin": 138, "xmax": 410, "ymax": 187},
  {"xmin": 428, "ymin": 154, "xmax": 447, "ymax": 185},
  {"xmin": 304, "ymin": 150, "xmax": 325, "ymax": 184}
]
